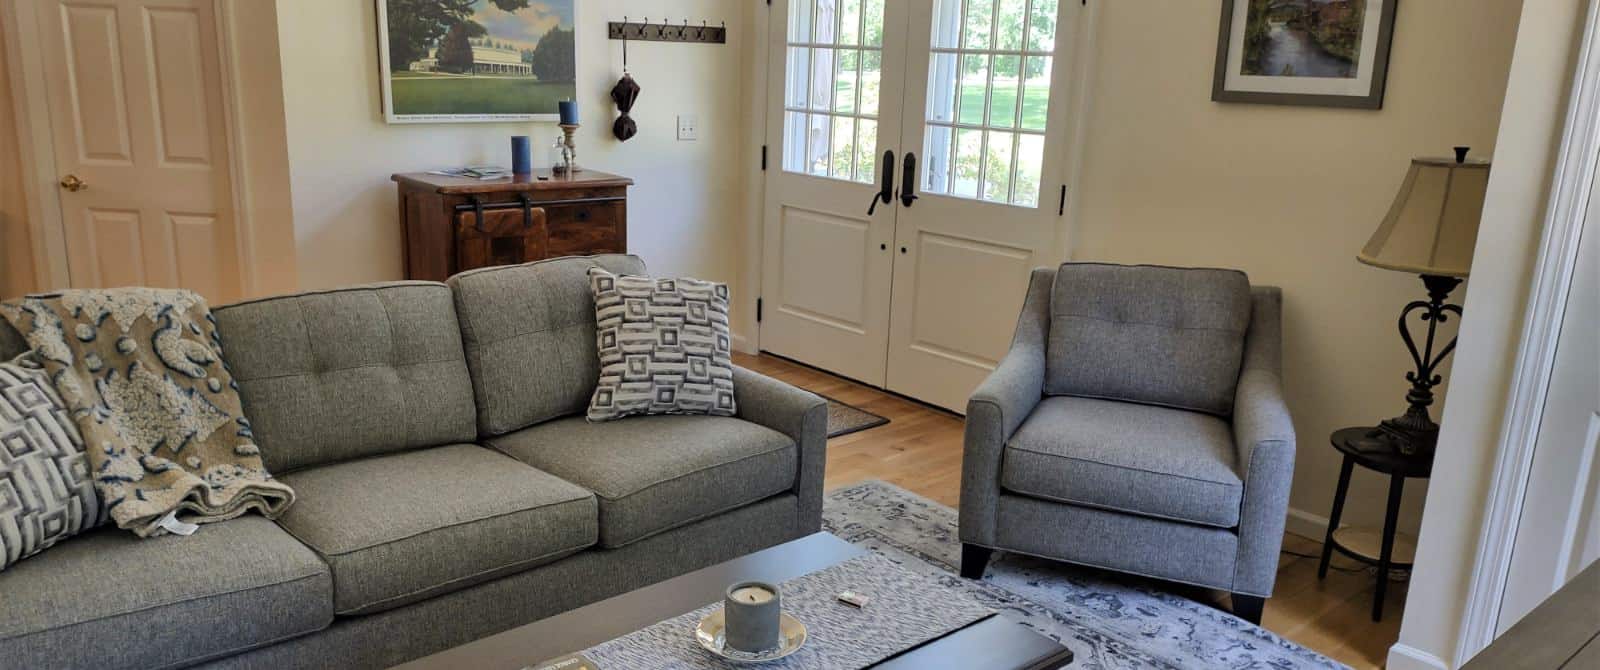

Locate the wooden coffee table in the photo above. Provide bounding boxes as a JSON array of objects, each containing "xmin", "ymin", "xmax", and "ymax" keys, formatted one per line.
[{"xmin": 396, "ymin": 533, "xmax": 1073, "ymax": 669}]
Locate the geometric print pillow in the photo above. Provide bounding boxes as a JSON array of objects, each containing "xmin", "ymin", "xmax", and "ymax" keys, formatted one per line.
[
  {"xmin": 0, "ymin": 353, "xmax": 102, "ymax": 571},
  {"xmin": 586, "ymin": 267, "xmax": 736, "ymax": 422}
]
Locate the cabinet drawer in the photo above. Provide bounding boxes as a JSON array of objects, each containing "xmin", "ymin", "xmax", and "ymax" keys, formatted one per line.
[{"xmin": 546, "ymin": 202, "xmax": 624, "ymax": 255}]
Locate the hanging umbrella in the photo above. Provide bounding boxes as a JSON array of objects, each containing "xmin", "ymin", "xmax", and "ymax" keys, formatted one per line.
[{"xmin": 611, "ymin": 73, "xmax": 641, "ymax": 142}]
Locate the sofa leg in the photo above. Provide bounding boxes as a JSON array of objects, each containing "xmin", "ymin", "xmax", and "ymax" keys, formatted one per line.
[
  {"xmin": 960, "ymin": 544, "xmax": 993, "ymax": 579},
  {"xmin": 1231, "ymin": 593, "xmax": 1266, "ymax": 625}
]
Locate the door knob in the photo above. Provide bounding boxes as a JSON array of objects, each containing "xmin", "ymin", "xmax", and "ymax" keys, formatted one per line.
[{"xmin": 59, "ymin": 175, "xmax": 87, "ymax": 192}]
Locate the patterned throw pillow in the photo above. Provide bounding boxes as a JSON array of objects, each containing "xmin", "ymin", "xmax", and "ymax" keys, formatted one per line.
[
  {"xmin": 587, "ymin": 267, "xmax": 736, "ymax": 421},
  {"xmin": 0, "ymin": 353, "xmax": 101, "ymax": 571}
]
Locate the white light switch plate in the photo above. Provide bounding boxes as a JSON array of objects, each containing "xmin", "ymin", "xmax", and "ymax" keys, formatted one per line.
[{"xmin": 677, "ymin": 115, "xmax": 699, "ymax": 141}]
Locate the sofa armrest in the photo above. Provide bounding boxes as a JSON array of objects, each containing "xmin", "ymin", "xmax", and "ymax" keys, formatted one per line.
[
  {"xmin": 960, "ymin": 267, "xmax": 1054, "ymax": 546},
  {"xmin": 1232, "ymin": 286, "xmax": 1296, "ymax": 596},
  {"xmin": 733, "ymin": 365, "xmax": 828, "ymax": 532}
]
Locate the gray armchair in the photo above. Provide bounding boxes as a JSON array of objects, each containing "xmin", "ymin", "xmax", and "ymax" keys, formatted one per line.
[{"xmin": 959, "ymin": 263, "xmax": 1295, "ymax": 624}]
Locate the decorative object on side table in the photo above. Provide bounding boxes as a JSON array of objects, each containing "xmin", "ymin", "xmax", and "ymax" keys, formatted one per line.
[
  {"xmin": 510, "ymin": 136, "xmax": 532, "ymax": 175},
  {"xmin": 1319, "ymin": 426, "xmax": 1433, "ymax": 622},
  {"xmin": 1212, "ymin": 0, "xmax": 1399, "ymax": 109},
  {"xmin": 1357, "ymin": 146, "xmax": 1490, "ymax": 457}
]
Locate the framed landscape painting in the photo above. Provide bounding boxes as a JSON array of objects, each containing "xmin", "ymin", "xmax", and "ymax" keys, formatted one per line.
[
  {"xmin": 1212, "ymin": 0, "xmax": 1397, "ymax": 109},
  {"xmin": 377, "ymin": 0, "xmax": 577, "ymax": 123}
]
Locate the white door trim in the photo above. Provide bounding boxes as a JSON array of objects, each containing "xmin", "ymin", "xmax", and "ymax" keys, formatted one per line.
[
  {"xmin": 1456, "ymin": 0, "xmax": 1600, "ymax": 657},
  {"xmin": 4, "ymin": 0, "xmax": 262, "ymax": 297}
]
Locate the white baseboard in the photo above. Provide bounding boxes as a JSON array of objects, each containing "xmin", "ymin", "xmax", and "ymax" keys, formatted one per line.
[
  {"xmin": 1285, "ymin": 506, "xmax": 1330, "ymax": 541},
  {"xmin": 732, "ymin": 332, "xmax": 756, "ymax": 355},
  {"xmin": 1387, "ymin": 643, "xmax": 1451, "ymax": 670}
]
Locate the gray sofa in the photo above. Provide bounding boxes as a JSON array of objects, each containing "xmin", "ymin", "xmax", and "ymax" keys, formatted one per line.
[
  {"xmin": 958, "ymin": 263, "xmax": 1295, "ymax": 624},
  {"xmin": 0, "ymin": 255, "xmax": 827, "ymax": 669}
]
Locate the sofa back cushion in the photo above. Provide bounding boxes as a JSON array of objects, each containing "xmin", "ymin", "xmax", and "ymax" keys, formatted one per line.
[
  {"xmin": 1044, "ymin": 263, "xmax": 1253, "ymax": 416},
  {"xmin": 213, "ymin": 282, "xmax": 477, "ymax": 473},
  {"xmin": 449, "ymin": 254, "xmax": 647, "ymax": 436}
]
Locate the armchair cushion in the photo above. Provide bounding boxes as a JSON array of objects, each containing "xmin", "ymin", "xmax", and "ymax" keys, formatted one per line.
[
  {"xmin": 487, "ymin": 414, "xmax": 797, "ymax": 548},
  {"xmin": 1001, "ymin": 396, "xmax": 1244, "ymax": 528},
  {"xmin": 1044, "ymin": 263, "xmax": 1252, "ymax": 416}
]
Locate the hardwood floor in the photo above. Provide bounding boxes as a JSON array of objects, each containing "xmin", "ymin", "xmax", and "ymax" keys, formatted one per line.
[{"xmin": 737, "ymin": 351, "xmax": 1408, "ymax": 670}]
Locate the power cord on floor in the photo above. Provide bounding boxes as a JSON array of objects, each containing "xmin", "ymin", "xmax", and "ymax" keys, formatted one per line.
[{"xmin": 1281, "ymin": 549, "xmax": 1411, "ymax": 582}]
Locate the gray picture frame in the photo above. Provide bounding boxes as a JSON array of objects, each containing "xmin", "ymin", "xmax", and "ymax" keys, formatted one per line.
[{"xmin": 1211, "ymin": 0, "xmax": 1398, "ymax": 110}]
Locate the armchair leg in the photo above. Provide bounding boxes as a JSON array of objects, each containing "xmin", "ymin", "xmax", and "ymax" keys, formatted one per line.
[
  {"xmin": 1231, "ymin": 594, "xmax": 1266, "ymax": 625},
  {"xmin": 960, "ymin": 544, "xmax": 993, "ymax": 579}
]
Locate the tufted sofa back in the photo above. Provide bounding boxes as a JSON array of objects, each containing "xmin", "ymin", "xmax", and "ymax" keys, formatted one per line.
[
  {"xmin": 448, "ymin": 254, "xmax": 647, "ymax": 436},
  {"xmin": 212, "ymin": 282, "xmax": 478, "ymax": 473},
  {"xmin": 1044, "ymin": 263, "xmax": 1254, "ymax": 417}
]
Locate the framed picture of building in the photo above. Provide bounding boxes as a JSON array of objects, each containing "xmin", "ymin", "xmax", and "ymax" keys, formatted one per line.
[
  {"xmin": 1212, "ymin": 0, "xmax": 1398, "ymax": 109},
  {"xmin": 377, "ymin": 0, "xmax": 577, "ymax": 123}
]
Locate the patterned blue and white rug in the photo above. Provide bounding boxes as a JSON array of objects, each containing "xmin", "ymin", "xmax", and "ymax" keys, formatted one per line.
[{"xmin": 821, "ymin": 481, "xmax": 1346, "ymax": 670}]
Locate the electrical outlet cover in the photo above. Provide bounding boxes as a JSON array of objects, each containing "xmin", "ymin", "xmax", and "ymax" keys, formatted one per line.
[{"xmin": 677, "ymin": 115, "xmax": 699, "ymax": 141}]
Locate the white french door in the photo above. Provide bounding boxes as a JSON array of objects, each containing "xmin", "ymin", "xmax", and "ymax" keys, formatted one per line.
[{"xmin": 761, "ymin": 0, "xmax": 1079, "ymax": 412}]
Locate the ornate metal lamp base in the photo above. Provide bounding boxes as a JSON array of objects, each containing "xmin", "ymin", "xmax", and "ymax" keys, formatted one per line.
[{"xmin": 1373, "ymin": 274, "xmax": 1463, "ymax": 457}]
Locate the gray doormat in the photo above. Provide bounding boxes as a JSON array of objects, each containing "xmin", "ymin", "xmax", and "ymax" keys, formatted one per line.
[
  {"xmin": 822, "ymin": 481, "xmax": 1347, "ymax": 670},
  {"xmin": 821, "ymin": 395, "xmax": 889, "ymax": 438}
]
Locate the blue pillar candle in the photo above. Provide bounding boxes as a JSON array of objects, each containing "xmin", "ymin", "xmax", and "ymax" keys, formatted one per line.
[
  {"xmin": 558, "ymin": 100, "xmax": 579, "ymax": 125},
  {"xmin": 723, "ymin": 581, "xmax": 781, "ymax": 653},
  {"xmin": 510, "ymin": 135, "xmax": 531, "ymax": 175}
]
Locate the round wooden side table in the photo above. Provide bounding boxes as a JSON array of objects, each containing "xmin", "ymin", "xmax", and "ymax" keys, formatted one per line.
[{"xmin": 1318, "ymin": 427, "xmax": 1435, "ymax": 622}]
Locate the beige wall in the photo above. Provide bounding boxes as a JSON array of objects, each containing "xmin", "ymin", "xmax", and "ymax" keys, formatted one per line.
[
  {"xmin": 275, "ymin": 0, "xmax": 749, "ymax": 293},
  {"xmin": 1071, "ymin": 0, "xmax": 1523, "ymax": 536},
  {"xmin": 1390, "ymin": 0, "xmax": 1588, "ymax": 667}
]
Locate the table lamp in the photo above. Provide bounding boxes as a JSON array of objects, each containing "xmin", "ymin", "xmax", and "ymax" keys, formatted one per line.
[{"xmin": 1356, "ymin": 146, "xmax": 1490, "ymax": 457}]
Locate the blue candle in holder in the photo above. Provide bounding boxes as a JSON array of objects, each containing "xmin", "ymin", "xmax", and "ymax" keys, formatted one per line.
[
  {"xmin": 558, "ymin": 100, "xmax": 579, "ymax": 125},
  {"xmin": 510, "ymin": 135, "xmax": 531, "ymax": 175}
]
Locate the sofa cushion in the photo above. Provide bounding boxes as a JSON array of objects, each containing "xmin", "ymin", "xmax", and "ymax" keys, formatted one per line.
[
  {"xmin": 487, "ymin": 415, "xmax": 796, "ymax": 548},
  {"xmin": 1044, "ymin": 263, "xmax": 1252, "ymax": 416},
  {"xmin": 448, "ymin": 254, "xmax": 647, "ymax": 436},
  {"xmin": 275, "ymin": 444, "xmax": 596, "ymax": 615},
  {"xmin": 1001, "ymin": 396, "xmax": 1243, "ymax": 528},
  {"xmin": 1, "ymin": 353, "xmax": 102, "ymax": 572},
  {"xmin": 214, "ymin": 282, "xmax": 477, "ymax": 473},
  {"xmin": 0, "ymin": 516, "xmax": 331, "ymax": 670}
]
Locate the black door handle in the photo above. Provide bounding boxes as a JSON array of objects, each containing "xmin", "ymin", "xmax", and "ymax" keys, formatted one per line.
[
  {"xmin": 867, "ymin": 150, "xmax": 895, "ymax": 215},
  {"xmin": 900, "ymin": 152, "xmax": 919, "ymax": 207}
]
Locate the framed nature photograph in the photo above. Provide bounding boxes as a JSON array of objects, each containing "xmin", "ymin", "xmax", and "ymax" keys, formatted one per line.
[
  {"xmin": 377, "ymin": 0, "xmax": 577, "ymax": 123},
  {"xmin": 1212, "ymin": 0, "xmax": 1398, "ymax": 109}
]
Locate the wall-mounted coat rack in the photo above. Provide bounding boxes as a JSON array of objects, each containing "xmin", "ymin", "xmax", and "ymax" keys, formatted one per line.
[{"xmin": 608, "ymin": 18, "xmax": 727, "ymax": 44}]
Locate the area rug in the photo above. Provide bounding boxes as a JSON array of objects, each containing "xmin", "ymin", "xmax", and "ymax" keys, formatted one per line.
[
  {"xmin": 822, "ymin": 481, "xmax": 1347, "ymax": 670},
  {"xmin": 821, "ymin": 395, "xmax": 889, "ymax": 438}
]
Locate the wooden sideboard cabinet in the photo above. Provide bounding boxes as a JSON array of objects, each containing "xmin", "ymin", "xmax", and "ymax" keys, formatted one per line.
[{"xmin": 392, "ymin": 168, "xmax": 634, "ymax": 282}]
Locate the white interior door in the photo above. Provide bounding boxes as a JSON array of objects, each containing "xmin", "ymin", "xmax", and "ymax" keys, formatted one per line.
[
  {"xmin": 34, "ymin": 0, "xmax": 241, "ymax": 302},
  {"xmin": 761, "ymin": 0, "xmax": 911, "ymax": 383},
  {"xmin": 885, "ymin": 0, "xmax": 1077, "ymax": 411},
  {"xmin": 1496, "ymin": 195, "xmax": 1600, "ymax": 631}
]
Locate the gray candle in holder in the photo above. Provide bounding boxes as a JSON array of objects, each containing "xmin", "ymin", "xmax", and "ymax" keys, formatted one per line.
[{"xmin": 723, "ymin": 581, "xmax": 781, "ymax": 653}]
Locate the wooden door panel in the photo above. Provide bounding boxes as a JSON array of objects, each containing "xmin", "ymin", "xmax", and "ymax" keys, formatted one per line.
[
  {"xmin": 144, "ymin": 6, "xmax": 214, "ymax": 167},
  {"xmin": 80, "ymin": 208, "xmax": 146, "ymax": 286},
  {"xmin": 776, "ymin": 206, "xmax": 871, "ymax": 329},
  {"xmin": 60, "ymin": 3, "xmax": 134, "ymax": 165}
]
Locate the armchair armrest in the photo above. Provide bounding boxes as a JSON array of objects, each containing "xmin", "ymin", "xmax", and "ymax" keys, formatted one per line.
[
  {"xmin": 960, "ymin": 267, "xmax": 1054, "ymax": 546},
  {"xmin": 733, "ymin": 365, "xmax": 828, "ymax": 532},
  {"xmin": 1231, "ymin": 286, "xmax": 1297, "ymax": 597}
]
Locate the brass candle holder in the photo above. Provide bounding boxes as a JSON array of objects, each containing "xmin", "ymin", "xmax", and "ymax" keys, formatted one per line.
[{"xmin": 555, "ymin": 123, "xmax": 582, "ymax": 173}]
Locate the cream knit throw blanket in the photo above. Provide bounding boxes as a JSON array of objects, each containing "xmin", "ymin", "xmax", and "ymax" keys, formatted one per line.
[{"xmin": 1, "ymin": 289, "xmax": 294, "ymax": 537}]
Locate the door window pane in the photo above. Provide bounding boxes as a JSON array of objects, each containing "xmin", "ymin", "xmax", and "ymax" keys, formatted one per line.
[
  {"xmin": 1027, "ymin": 0, "xmax": 1060, "ymax": 52},
  {"xmin": 782, "ymin": 0, "xmax": 885, "ymax": 184},
  {"xmin": 963, "ymin": 0, "xmax": 995, "ymax": 50},
  {"xmin": 995, "ymin": 0, "xmax": 1027, "ymax": 51},
  {"xmin": 838, "ymin": 0, "xmax": 861, "ymax": 46},
  {"xmin": 989, "ymin": 55, "xmax": 1021, "ymax": 129},
  {"xmin": 923, "ymin": 0, "xmax": 1060, "ymax": 207},
  {"xmin": 983, "ymin": 131, "xmax": 1014, "ymax": 203}
]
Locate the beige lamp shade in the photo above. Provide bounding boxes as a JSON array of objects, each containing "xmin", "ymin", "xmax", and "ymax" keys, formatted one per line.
[{"xmin": 1358, "ymin": 155, "xmax": 1491, "ymax": 278}]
